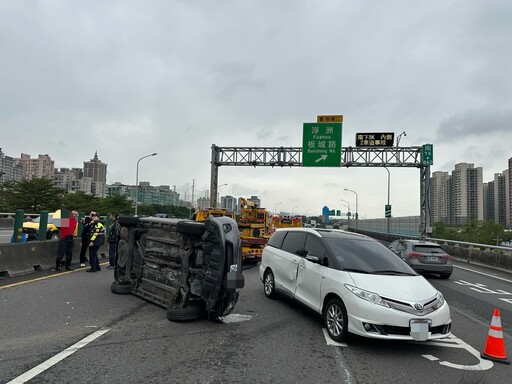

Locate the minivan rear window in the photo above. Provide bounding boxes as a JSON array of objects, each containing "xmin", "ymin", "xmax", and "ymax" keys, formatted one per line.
[{"xmin": 267, "ymin": 231, "xmax": 287, "ymax": 249}]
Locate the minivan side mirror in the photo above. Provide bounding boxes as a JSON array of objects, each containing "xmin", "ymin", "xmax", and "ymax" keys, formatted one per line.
[{"xmin": 305, "ymin": 255, "xmax": 320, "ymax": 263}]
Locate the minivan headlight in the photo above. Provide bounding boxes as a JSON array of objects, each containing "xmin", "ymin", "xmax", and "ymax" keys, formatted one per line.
[
  {"xmin": 434, "ymin": 292, "xmax": 445, "ymax": 309},
  {"xmin": 345, "ymin": 284, "xmax": 390, "ymax": 308}
]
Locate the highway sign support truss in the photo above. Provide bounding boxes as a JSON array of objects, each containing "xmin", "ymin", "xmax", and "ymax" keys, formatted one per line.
[{"xmin": 210, "ymin": 145, "xmax": 431, "ymax": 237}]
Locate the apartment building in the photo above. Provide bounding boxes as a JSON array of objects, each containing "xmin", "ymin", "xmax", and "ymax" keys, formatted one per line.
[
  {"xmin": 53, "ymin": 168, "xmax": 93, "ymax": 194},
  {"xmin": 450, "ymin": 163, "xmax": 483, "ymax": 225},
  {"xmin": 430, "ymin": 171, "xmax": 450, "ymax": 223},
  {"xmin": 15, "ymin": 153, "xmax": 54, "ymax": 180},
  {"xmin": 83, "ymin": 151, "xmax": 107, "ymax": 197},
  {"xmin": 0, "ymin": 148, "xmax": 24, "ymax": 183}
]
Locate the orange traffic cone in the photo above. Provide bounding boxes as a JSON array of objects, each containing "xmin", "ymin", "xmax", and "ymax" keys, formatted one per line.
[{"xmin": 481, "ymin": 308, "xmax": 510, "ymax": 364}]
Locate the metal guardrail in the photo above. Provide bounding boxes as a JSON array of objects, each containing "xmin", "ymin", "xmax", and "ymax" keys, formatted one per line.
[{"xmin": 426, "ymin": 237, "xmax": 512, "ymax": 256}]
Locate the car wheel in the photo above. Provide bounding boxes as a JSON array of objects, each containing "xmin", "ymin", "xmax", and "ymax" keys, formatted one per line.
[
  {"xmin": 49, "ymin": 231, "xmax": 60, "ymax": 240},
  {"xmin": 323, "ymin": 298, "xmax": 348, "ymax": 342},
  {"xmin": 263, "ymin": 269, "xmax": 277, "ymax": 299},
  {"xmin": 440, "ymin": 273, "xmax": 451, "ymax": 279},
  {"xmin": 167, "ymin": 301, "xmax": 206, "ymax": 322},
  {"xmin": 110, "ymin": 281, "xmax": 132, "ymax": 294},
  {"xmin": 176, "ymin": 220, "xmax": 206, "ymax": 236}
]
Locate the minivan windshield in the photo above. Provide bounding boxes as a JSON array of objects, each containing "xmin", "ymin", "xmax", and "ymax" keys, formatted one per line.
[{"xmin": 325, "ymin": 237, "xmax": 417, "ymax": 275}]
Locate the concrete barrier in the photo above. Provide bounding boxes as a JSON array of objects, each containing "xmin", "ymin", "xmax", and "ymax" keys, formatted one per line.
[{"xmin": 0, "ymin": 238, "xmax": 108, "ymax": 278}]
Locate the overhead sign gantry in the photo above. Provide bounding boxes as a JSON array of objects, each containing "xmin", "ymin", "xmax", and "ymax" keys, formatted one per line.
[{"xmin": 209, "ymin": 116, "xmax": 433, "ymax": 237}]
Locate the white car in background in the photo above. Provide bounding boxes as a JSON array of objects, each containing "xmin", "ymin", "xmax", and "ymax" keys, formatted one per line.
[{"xmin": 259, "ymin": 228, "xmax": 452, "ymax": 342}]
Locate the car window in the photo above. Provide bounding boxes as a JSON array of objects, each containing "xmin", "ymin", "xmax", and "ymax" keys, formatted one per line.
[
  {"xmin": 325, "ymin": 237, "xmax": 414, "ymax": 274},
  {"xmin": 305, "ymin": 234, "xmax": 326, "ymax": 258},
  {"xmin": 281, "ymin": 231, "xmax": 307, "ymax": 256},
  {"xmin": 413, "ymin": 245, "xmax": 444, "ymax": 254},
  {"xmin": 396, "ymin": 242, "xmax": 406, "ymax": 251},
  {"xmin": 267, "ymin": 230, "xmax": 287, "ymax": 249}
]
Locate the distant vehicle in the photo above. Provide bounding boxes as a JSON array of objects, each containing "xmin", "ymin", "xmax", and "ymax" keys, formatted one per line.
[
  {"xmin": 111, "ymin": 216, "xmax": 244, "ymax": 321},
  {"xmin": 238, "ymin": 198, "xmax": 271, "ymax": 262},
  {"xmin": 388, "ymin": 239, "xmax": 453, "ymax": 279},
  {"xmin": 22, "ymin": 210, "xmax": 64, "ymax": 241},
  {"xmin": 260, "ymin": 227, "xmax": 451, "ymax": 342},
  {"xmin": 271, "ymin": 214, "xmax": 302, "ymax": 232},
  {"xmin": 193, "ymin": 208, "xmax": 236, "ymax": 222}
]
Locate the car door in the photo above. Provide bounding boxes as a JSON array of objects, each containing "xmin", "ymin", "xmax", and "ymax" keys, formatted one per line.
[
  {"xmin": 294, "ymin": 234, "xmax": 326, "ymax": 313},
  {"xmin": 277, "ymin": 231, "xmax": 306, "ymax": 296}
]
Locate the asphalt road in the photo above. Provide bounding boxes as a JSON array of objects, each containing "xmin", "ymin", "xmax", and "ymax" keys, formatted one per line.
[{"xmin": 1, "ymin": 261, "xmax": 511, "ymax": 384}]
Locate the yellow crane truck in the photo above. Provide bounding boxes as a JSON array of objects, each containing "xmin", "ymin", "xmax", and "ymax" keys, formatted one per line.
[{"xmin": 238, "ymin": 198, "xmax": 271, "ymax": 263}]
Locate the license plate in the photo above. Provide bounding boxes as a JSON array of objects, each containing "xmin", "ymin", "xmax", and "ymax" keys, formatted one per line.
[
  {"xmin": 410, "ymin": 319, "xmax": 431, "ymax": 341},
  {"xmin": 426, "ymin": 256, "xmax": 439, "ymax": 262}
]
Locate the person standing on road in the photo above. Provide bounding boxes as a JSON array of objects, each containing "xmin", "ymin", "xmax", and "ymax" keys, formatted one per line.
[
  {"xmin": 86, "ymin": 213, "xmax": 105, "ymax": 273},
  {"xmin": 79, "ymin": 211, "xmax": 95, "ymax": 267},
  {"xmin": 55, "ymin": 210, "xmax": 78, "ymax": 271},
  {"xmin": 107, "ymin": 213, "xmax": 121, "ymax": 270}
]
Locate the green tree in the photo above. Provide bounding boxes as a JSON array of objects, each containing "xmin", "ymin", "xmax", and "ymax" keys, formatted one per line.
[
  {"xmin": 98, "ymin": 194, "xmax": 133, "ymax": 215},
  {"xmin": 61, "ymin": 191, "xmax": 99, "ymax": 214},
  {"xmin": 1, "ymin": 178, "xmax": 65, "ymax": 212},
  {"xmin": 432, "ymin": 221, "xmax": 459, "ymax": 240}
]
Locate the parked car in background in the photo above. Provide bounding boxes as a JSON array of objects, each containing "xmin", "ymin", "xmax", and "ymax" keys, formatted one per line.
[
  {"xmin": 388, "ymin": 239, "xmax": 453, "ymax": 279},
  {"xmin": 259, "ymin": 228, "xmax": 451, "ymax": 342},
  {"xmin": 22, "ymin": 210, "xmax": 63, "ymax": 241}
]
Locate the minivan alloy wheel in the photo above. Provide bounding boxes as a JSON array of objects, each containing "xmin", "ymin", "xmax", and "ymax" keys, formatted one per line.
[
  {"xmin": 324, "ymin": 298, "xmax": 348, "ymax": 342},
  {"xmin": 264, "ymin": 270, "xmax": 276, "ymax": 298}
]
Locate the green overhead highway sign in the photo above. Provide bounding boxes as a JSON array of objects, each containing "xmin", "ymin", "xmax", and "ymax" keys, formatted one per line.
[
  {"xmin": 422, "ymin": 144, "xmax": 433, "ymax": 165},
  {"xmin": 302, "ymin": 122, "xmax": 342, "ymax": 167}
]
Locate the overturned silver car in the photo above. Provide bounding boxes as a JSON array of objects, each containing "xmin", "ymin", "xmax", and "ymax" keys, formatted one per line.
[{"xmin": 111, "ymin": 216, "xmax": 244, "ymax": 321}]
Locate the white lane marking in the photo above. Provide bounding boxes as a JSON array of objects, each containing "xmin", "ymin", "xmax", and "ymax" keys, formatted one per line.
[
  {"xmin": 454, "ymin": 265, "xmax": 512, "ymax": 284},
  {"xmin": 7, "ymin": 328, "xmax": 111, "ymax": 384},
  {"xmin": 418, "ymin": 334, "xmax": 493, "ymax": 371},
  {"xmin": 422, "ymin": 355, "xmax": 439, "ymax": 361},
  {"xmin": 322, "ymin": 329, "xmax": 347, "ymax": 347},
  {"xmin": 220, "ymin": 314, "xmax": 252, "ymax": 323}
]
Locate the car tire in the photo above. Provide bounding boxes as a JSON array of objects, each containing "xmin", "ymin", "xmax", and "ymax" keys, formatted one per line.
[
  {"xmin": 323, "ymin": 298, "xmax": 349, "ymax": 342},
  {"xmin": 49, "ymin": 231, "xmax": 60, "ymax": 241},
  {"xmin": 110, "ymin": 281, "xmax": 132, "ymax": 294},
  {"xmin": 176, "ymin": 220, "xmax": 206, "ymax": 236},
  {"xmin": 440, "ymin": 273, "xmax": 451, "ymax": 279},
  {"xmin": 167, "ymin": 301, "xmax": 205, "ymax": 322},
  {"xmin": 263, "ymin": 269, "xmax": 277, "ymax": 299}
]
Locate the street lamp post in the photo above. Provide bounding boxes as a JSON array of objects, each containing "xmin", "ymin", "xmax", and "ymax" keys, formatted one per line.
[
  {"xmin": 384, "ymin": 166, "xmax": 390, "ymax": 233},
  {"xmin": 217, "ymin": 183, "xmax": 228, "ymax": 207},
  {"xmin": 340, "ymin": 199, "xmax": 351, "ymax": 213},
  {"xmin": 135, "ymin": 152, "xmax": 158, "ymax": 216},
  {"xmin": 291, "ymin": 205, "xmax": 298, "ymax": 216},
  {"xmin": 344, "ymin": 188, "xmax": 358, "ymax": 227},
  {"xmin": 274, "ymin": 201, "xmax": 283, "ymax": 215}
]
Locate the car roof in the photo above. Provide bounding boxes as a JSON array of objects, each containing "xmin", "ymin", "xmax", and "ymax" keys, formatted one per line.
[
  {"xmin": 274, "ymin": 227, "xmax": 372, "ymax": 240},
  {"xmin": 400, "ymin": 239, "xmax": 440, "ymax": 246}
]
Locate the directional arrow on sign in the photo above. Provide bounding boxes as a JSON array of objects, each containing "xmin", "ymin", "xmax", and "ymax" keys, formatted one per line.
[{"xmin": 315, "ymin": 155, "xmax": 328, "ymax": 163}]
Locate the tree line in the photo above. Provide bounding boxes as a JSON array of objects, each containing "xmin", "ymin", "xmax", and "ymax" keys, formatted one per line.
[
  {"xmin": 433, "ymin": 219, "xmax": 512, "ymax": 246},
  {"xmin": 0, "ymin": 178, "xmax": 191, "ymax": 218}
]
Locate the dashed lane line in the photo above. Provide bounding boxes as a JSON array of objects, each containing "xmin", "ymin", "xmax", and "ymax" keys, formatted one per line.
[{"xmin": 7, "ymin": 328, "xmax": 111, "ymax": 384}]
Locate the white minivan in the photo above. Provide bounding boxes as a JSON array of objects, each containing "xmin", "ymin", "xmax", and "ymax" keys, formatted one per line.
[{"xmin": 259, "ymin": 228, "xmax": 451, "ymax": 342}]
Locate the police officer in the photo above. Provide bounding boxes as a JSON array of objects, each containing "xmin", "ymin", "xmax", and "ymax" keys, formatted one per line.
[{"xmin": 86, "ymin": 213, "xmax": 105, "ymax": 272}]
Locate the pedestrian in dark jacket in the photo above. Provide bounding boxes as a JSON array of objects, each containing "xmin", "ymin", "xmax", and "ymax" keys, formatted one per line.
[
  {"xmin": 86, "ymin": 213, "xmax": 105, "ymax": 273},
  {"xmin": 79, "ymin": 211, "xmax": 96, "ymax": 267},
  {"xmin": 107, "ymin": 213, "xmax": 121, "ymax": 269}
]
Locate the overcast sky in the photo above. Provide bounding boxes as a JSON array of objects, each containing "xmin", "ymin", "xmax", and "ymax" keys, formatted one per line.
[{"xmin": 1, "ymin": 0, "xmax": 511, "ymax": 218}]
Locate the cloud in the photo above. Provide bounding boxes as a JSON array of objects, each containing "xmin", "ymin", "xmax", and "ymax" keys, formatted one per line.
[{"xmin": 436, "ymin": 109, "xmax": 512, "ymax": 140}]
